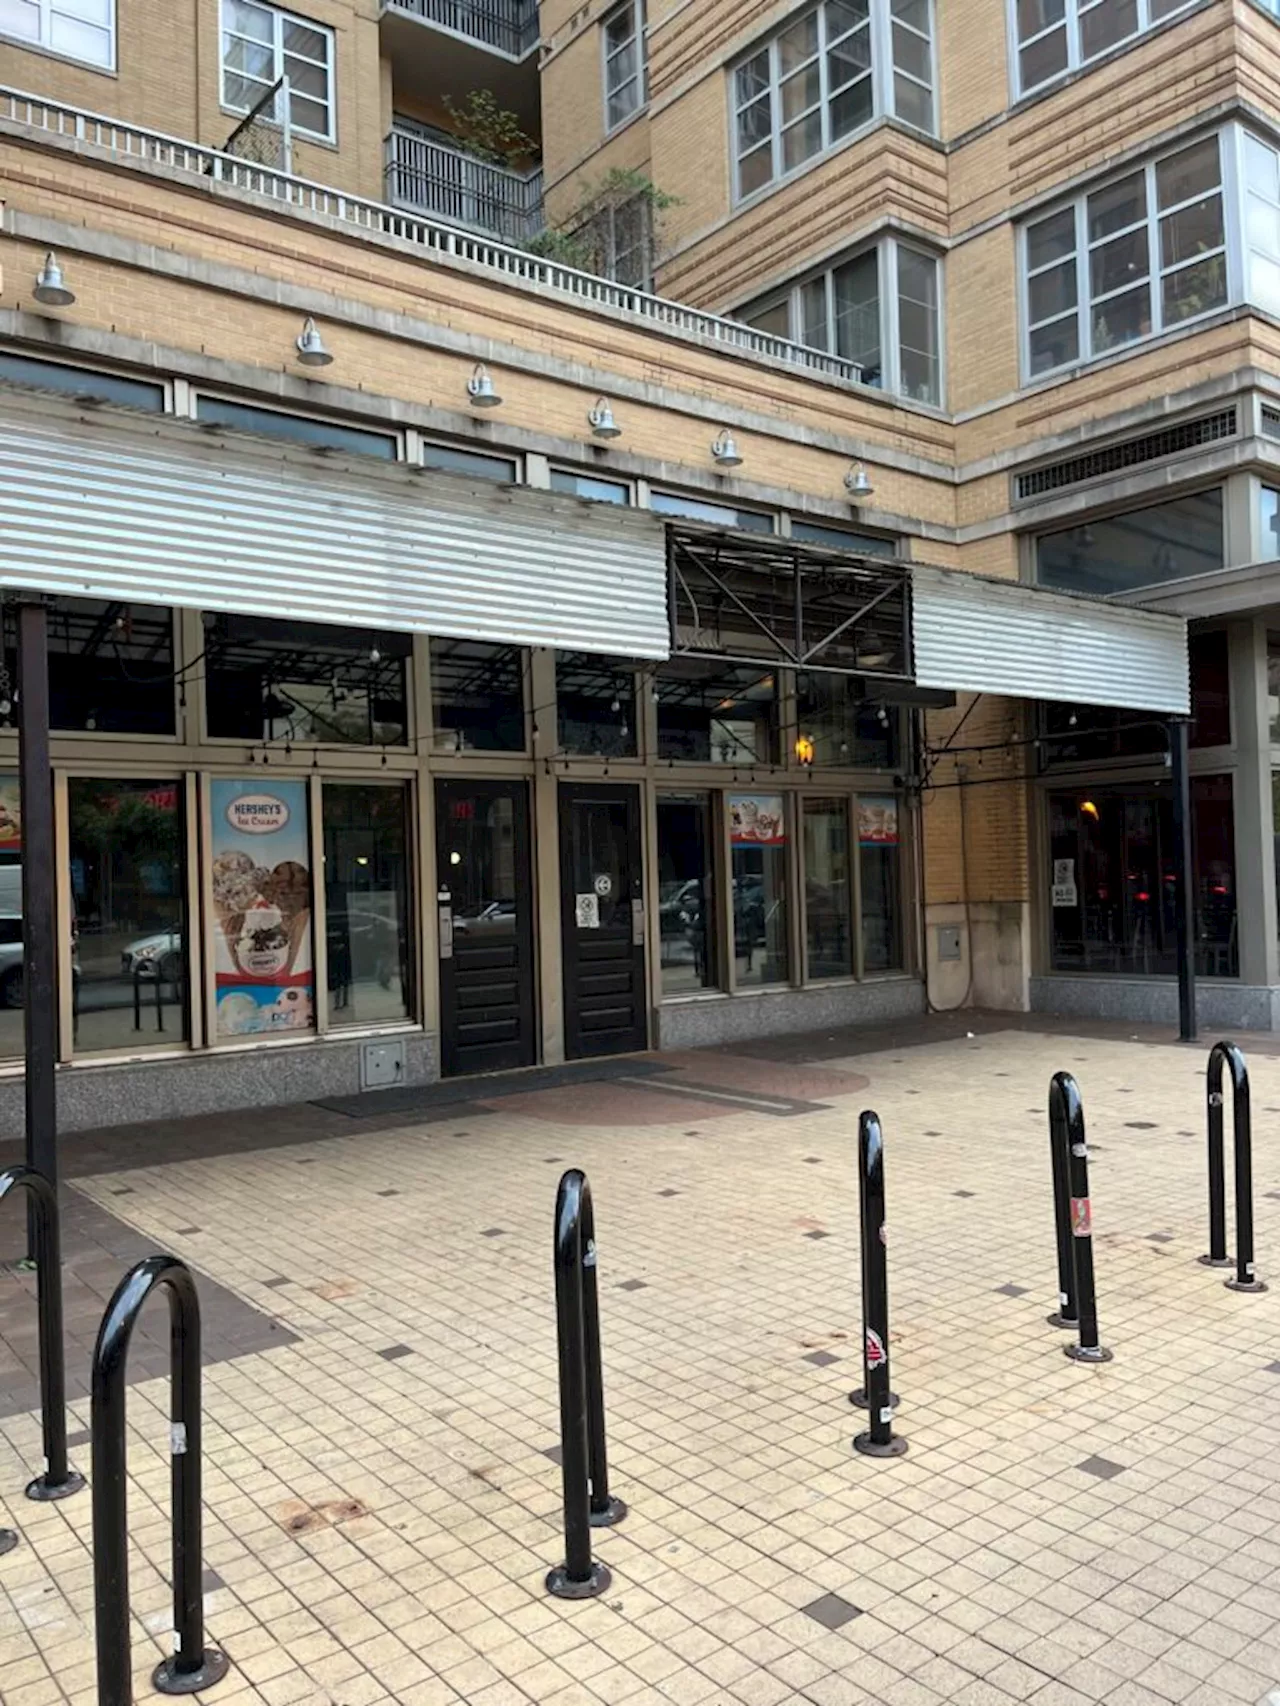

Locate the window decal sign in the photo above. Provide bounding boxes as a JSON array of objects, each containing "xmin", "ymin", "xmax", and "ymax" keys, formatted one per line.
[
  {"xmin": 211, "ymin": 778, "xmax": 314, "ymax": 1037},
  {"xmin": 858, "ymin": 797, "xmax": 898, "ymax": 847},
  {"xmin": 729, "ymin": 794, "xmax": 785, "ymax": 846}
]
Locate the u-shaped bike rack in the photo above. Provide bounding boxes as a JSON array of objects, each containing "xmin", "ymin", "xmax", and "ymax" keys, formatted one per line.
[
  {"xmin": 0, "ymin": 1164, "xmax": 85, "ymax": 1555},
  {"xmin": 92, "ymin": 1254, "xmax": 229, "ymax": 1704}
]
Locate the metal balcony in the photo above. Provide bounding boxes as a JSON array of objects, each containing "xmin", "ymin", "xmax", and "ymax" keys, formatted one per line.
[
  {"xmin": 380, "ymin": 0, "xmax": 539, "ymax": 60},
  {"xmin": 386, "ymin": 129, "xmax": 543, "ymax": 243}
]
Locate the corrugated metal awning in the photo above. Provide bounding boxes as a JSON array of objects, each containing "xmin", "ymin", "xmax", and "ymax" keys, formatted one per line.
[
  {"xmin": 911, "ymin": 564, "xmax": 1189, "ymax": 715},
  {"xmin": 0, "ymin": 408, "xmax": 670, "ymax": 658}
]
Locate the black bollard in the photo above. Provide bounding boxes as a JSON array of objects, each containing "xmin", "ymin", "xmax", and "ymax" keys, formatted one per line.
[
  {"xmin": 1208, "ymin": 1043, "xmax": 1267, "ymax": 1293},
  {"xmin": 852, "ymin": 1112, "xmax": 906, "ymax": 1459},
  {"xmin": 1057, "ymin": 1076, "xmax": 1112, "ymax": 1364},
  {"xmin": 1047, "ymin": 1075, "xmax": 1079, "ymax": 1329},
  {"xmin": 0, "ymin": 1166, "xmax": 85, "ymax": 1514},
  {"xmin": 93, "ymin": 1255, "xmax": 229, "ymax": 1705},
  {"xmin": 546, "ymin": 1170, "xmax": 623, "ymax": 1600}
]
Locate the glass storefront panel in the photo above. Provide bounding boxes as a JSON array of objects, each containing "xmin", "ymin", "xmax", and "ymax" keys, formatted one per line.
[
  {"xmin": 210, "ymin": 778, "xmax": 315, "ymax": 1037},
  {"xmin": 2, "ymin": 599, "xmax": 176, "ymax": 736},
  {"xmin": 657, "ymin": 793, "xmax": 717, "ymax": 995},
  {"xmin": 795, "ymin": 672, "xmax": 898, "ymax": 767},
  {"xmin": 204, "ymin": 614, "xmax": 409, "ymax": 745},
  {"xmin": 322, "ymin": 784, "xmax": 412, "ymax": 1026},
  {"xmin": 730, "ymin": 793, "xmax": 788, "ymax": 985},
  {"xmin": 803, "ymin": 797, "xmax": 854, "ymax": 978},
  {"xmin": 1049, "ymin": 777, "xmax": 1237, "ymax": 977},
  {"xmin": 556, "ymin": 653, "xmax": 638, "ymax": 757},
  {"xmin": 859, "ymin": 795, "xmax": 902, "ymax": 971},
  {"xmin": 431, "ymin": 638, "xmax": 526, "ymax": 753},
  {"xmin": 656, "ymin": 659, "xmax": 780, "ymax": 763},
  {"xmin": 69, "ymin": 779, "xmax": 188, "ymax": 1052},
  {"xmin": 1035, "ymin": 489, "xmax": 1223, "ymax": 596}
]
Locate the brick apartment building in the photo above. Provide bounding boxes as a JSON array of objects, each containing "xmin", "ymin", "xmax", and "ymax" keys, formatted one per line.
[{"xmin": 0, "ymin": 0, "xmax": 1261, "ymax": 1131}]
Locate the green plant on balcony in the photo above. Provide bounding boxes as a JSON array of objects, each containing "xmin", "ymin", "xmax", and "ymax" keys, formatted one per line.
[
  {"xmin": 442, "ymin": 89, "xmax": 537, "ymax": 167},
  {"xmin": 524, "ymin": 167, "xmax": 682, "ymax": 286}
]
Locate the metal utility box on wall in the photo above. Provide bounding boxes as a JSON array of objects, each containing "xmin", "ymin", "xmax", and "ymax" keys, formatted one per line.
[
  {"xmin": 936, "ymin": 925, "xmax": 963, "ymax": 963},
  {"xmin": 360, "ymin": 1040, "xmax": 406, "ymax": 1091}
]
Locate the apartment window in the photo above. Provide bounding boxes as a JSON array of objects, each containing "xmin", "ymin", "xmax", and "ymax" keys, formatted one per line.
[
  {"xmin": 604, "ymin": 0, "xmax": 646, "ymax": 129},
  {"xmin": 732, "ymin": 0, "xmax": 934, "ymax": 201},
  {"xmin": 0, "ymin": 352, "xmax": 164, "ymax": 412},
  {"xmin": 197, "ymin": 396, "xmax": 397, "ymax": 458},
  {"xmin": 1023, "ymin": 135, "xmax": 1227, "ymax": 378},
  {"xmin": 221, "ymin": 0, "xmax": 335, "ymax": 142},
  {"xmin": 1245, "ymin": 133, "xmax": 1280, "ymax": 317},
  {"xmin": 422, "ymin": 442, "xmax": 517, "ymax": 481},
  {"xmin": 1263, "ymin": 485, "xmax": 1280, "ymax": 561},
  {"xmin": 650, "ymin": 492, "xmax": 775, "ymax": 531},
  {"xmin": 0, "ymin": 0, "xmax": 114, "ymax": 69},
  {"xmin": 1034, "ymin": 488, "xmax": 1223, "ymax": 595},
  {"xmin": 741, "ymin": 239, "xmax": 942, "ymax": 403},
  {"xmin": 1013, "ymin": 0, "xmax": 1197, "ymax": 98},
  {"xmin": 550, "ymin": 470, "xmax": 631, "ymax": 504}
]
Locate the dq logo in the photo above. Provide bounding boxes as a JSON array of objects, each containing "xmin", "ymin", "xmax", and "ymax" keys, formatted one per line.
[{"xmin": 865, "ymin": 1327, "xmax": 887, "ymax": 1370}]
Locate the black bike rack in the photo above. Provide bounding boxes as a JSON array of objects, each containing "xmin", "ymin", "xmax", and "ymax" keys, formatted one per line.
[
  {"xmin": 0, "ymin": 1164, "xmax": 85, "ymax": 1555},
  {"xmin": 92, "ymin": 1255, "xmax": 229, "ymax": 1703},
  {"xmin": 546, "ymin": 1169, "xmax": 625, "ymax": 1600},
  {"xmin": 1050, "ymin": 1073, "xmax": 1112, "ymax": 1365},
  {"xmin": 1202, "ymin": 1042, "xmax": 1266, "ymax": 1292},
  {"xmin": 852, "ymin": 1111, "xmax": 906, "ymax": 1459}
]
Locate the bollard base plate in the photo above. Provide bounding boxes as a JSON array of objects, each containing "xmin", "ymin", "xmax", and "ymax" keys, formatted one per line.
[
  {"xmin": 1064, "ymin": 1343, "xmax": 1113, "ymax": 1363},
  {"xmin": 1046, "ymin": 1312, "xmax": 1079, "ymax": 1330},
  {"xmin": 546, "ymin": 1560, "xmax": 611, "ymax": 1600},
  {"xmin": 0, "ymin": 1528, "xmax": 18, "ymax": 1556},
  {"xmin": 589, "ymin": 1495, "xmax": 627, "ymax": 1529},
  {"xmin": 848, "ymin": 1388, "xmax": 899, "ymax": 1410},
  {"xmin": 1225, "ymin": 1276, "xmax": 1269, "ymax": 1293},
  {"xmin": 1198, "ymin": 1254, "xmax": 1234, "ymax": 1269},
  {"xmin": 25, "ymin": 1468, "xmax": 85, "ymax": 1503},
  {"xmin": 853, "ymin": 1431, "xmax": 908, "ymax": 1458},
  {"xmin": 153, "ymin": 1649, "xmax": 230, "ymax": 1695}
]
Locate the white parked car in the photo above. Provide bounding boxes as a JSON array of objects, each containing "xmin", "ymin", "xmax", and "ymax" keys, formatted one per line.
[{"xmin": 121, "ymin": 928, "xmax": 183, "ymax": 982}]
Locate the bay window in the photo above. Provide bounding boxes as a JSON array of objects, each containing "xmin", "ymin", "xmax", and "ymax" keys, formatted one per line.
[
  {"xmin": 732, "ymin": 0, "xmax": 935, "ymax": 201},
  {"xmin": 1023, "ymin": 134, "xmax": 1227, "ymax": 378},
  {"xmin": 1013, "ymin": 0, "xmax": 1197, "ymax": 99},
  {"xmin": 740, "ymin": 238, "xmax": 942, "ymax": 403},
  {"xmin": 603, "ymin": 0, "xmax": 646, "ymax": 129}
]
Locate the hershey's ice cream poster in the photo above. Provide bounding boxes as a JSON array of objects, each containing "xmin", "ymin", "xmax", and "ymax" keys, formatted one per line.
[{"xmin": 210, "ymin": 780, "xmax": 314, "ymax": 1038}]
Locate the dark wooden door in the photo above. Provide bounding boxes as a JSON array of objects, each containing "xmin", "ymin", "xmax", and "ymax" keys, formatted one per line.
[
  {"xmin": 435, "ymin": 779, "xmax": 535, "ymax": 1077},
  {"xmin": 559, "ymin": 782, "xmax": 647, "ymax": 1059}
]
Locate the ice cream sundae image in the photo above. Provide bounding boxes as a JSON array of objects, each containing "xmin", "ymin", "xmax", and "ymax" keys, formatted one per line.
[
  {"xmin": 212, "ymin": 851, "xmax": 311, "ymax": 976},
  {"xmin": 236, "ymin": 900, "xmax": 290, "ymax": 977}
]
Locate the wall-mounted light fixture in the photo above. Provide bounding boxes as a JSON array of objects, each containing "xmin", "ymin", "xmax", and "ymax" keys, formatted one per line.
[
  {"xmin": 295, "ymin": 317, "xmax": 333, "ymax": 367},
  {"xmin": 33, "ymin": 252, "xmax": 75, "ymax": 307},
  {"xmin": 588, "ymin": 397, "xmax": 621, "ymax": 439},
  {"xmin": 844, "ymin": 461, "xmax": 874, "ymax": 500},
  {"xmin": 467, "ymin": 362, "xmax": 502, "ymax": 408},
  {"xmin": 711, "ymin": 428, "xmax": 743, "ymax": 468}
]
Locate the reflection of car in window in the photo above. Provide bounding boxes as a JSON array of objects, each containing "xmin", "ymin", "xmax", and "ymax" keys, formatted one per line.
[
  {"xmin": 121, "ymin": 925, "xmax": 183, "ymax": 983},
  {"xmin": 452, "ymin": 901, "xmax": 516, "ymax": 936}
]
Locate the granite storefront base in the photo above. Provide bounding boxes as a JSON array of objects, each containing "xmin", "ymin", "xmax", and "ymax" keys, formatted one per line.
[
  {"xmin": 0, "ymin": 1030, "xmax": 437, "ymax": 1140},
  {"xmin": 1030, "ymin": 975, "xmax": 1280, "ymax": 1032},
  {"xmin": 655, "ymin": 975, "xmax": 925, "ymax": 1049}
]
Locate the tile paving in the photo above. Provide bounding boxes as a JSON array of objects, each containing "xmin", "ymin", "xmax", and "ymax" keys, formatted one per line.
[{"xmin": 0, "ymin": 1023, "xmax": 1279, "ymax": 1705}]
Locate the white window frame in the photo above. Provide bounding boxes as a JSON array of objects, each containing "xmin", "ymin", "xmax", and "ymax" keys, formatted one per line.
[
  {"xmin": 730, "ymin": 0, "xmax": 936, "ymax": 205},
  {"xmin": 0, "ymin": 0, "xmax": 116, "ymax": 70},
  {"xmin": 738, "ymin": 237, "xmax": 945, "ymax": 406},
  {"xmin": 1019, "ymin": 129, "xmax": 1238, "ymax": 383},
  {"xmin": 220, "ymin": 0, "xmax": 336, "ymax": 145},
  {"xmin": 602, "ymin": 0, "xmax": 646, "ymax": 132},
  {"xmin": 1009, "ymin": 0, "xmax": 1198, "ymax": 101}
]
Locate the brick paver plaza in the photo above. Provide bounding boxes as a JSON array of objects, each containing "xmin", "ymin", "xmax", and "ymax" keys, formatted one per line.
[{"xmin": 2, "ymin": 1021, "xmax": 1279, "ymax": 1706}]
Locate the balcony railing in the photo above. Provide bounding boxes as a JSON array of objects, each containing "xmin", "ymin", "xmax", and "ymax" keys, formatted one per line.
[
  {"xmin": 0, "ymin": 85, "xmax": 866, "ymax": 391},
  {"xmin": 386, "ymin": 129, "xmax": 543, "ymax": 243},
  {"xmin": 380, "ymin": 0, "xmax": 539, "ymax": 58}
]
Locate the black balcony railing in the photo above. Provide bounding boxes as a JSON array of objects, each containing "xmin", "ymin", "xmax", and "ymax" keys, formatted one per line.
[
  {"xmin": 381, "ymin": 0, "xmax": 539, "ymax": 58},
  {"xmin": 386, "ymin": 129, "xmax": 543, "ymax": 244}
]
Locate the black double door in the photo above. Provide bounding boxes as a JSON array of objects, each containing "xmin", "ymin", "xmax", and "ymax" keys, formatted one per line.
[
  {"xmin": 559, "ymin": 782, "xmax": 647, "ymax": 1059},
  {"xmin": 435, "ymin": 779, "xmax": 535, "ymax": 1077}
]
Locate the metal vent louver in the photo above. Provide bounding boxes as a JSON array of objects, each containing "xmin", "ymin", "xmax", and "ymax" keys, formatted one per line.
[{"xmin": 1015, "ymin": 408, "xmax": 1238, "ymax": 500}]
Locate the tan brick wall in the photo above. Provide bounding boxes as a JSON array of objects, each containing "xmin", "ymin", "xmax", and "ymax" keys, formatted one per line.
[{"xmin": 923, "ymin": 697, "xmax": 1029, "ymax": 909}]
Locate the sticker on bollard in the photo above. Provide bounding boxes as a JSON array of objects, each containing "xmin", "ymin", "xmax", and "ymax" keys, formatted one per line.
[{"xmin": 852, "ymin": 1111, "xmax": 907, "ymax": 1459}]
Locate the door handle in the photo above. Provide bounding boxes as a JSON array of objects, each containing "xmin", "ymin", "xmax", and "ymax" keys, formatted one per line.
[
  {"xmin": 631, "ymin": 897, "xmax": 645, "ymax": 946},
  {"xmin": 438, "ymin": 905, "xmax": 454, "ymax": 960}
]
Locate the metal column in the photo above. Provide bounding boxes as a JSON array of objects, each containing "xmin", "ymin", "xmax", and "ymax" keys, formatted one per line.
[
  {"xmin": 1169, "ymin": 717, "xmax": 1196, "ymax": 1042},
  {"xmin": 17, "ymin": 599, "xmax": 57, "ymax": 1251}
]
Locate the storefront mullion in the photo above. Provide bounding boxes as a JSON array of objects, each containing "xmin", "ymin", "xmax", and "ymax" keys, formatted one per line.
[{"xmin": 309, "ymin": 774, "xmax": 330, "ymax": 1036}]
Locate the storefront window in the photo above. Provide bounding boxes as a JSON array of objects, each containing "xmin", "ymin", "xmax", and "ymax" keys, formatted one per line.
[
  {"xmin": 431, "ymin": 638, "xmax": 526, "ymax": 753},
  {"xmin": 1035, "ymin": 489, "xmax": 1223, "ymax": 596},
  {"xmin": 656, "ymin": 659, "xmax": 779, "ymax": 762},
  {"xmin": 796, "ymin": 673, "xmax": 898, "ymax": 767},
  {"xmin": 804, "ymin": 798, "xmax": 854, "ymax": 978},
  {"xmin": 556, "ymin": 653, "xmax": 638, "ymax": 757},
  {"xmin": 70, "ymin": 779, "xmax": 188, "ymax": 1052},
  {"xmin": 1044, "ymin": 630, "xmax": 1229, "ymax": 759},
  {"xmin": 730, "ymin": 793, "xmax": 788, "ymax": 985},
  {"xmin": 322, "ymin": 784, "xmax": 412, "ymax": 1026},
  {"xmin": 657, "ymin": 794, "xmax": 717, "ymax": 995},
  {"xmin": 650, "ymin": 491, "xmax": 774, "ymax": 532},
  {"xmin": 204, "ymin": 614, "xmax": 409, "ymax": 746},
  {"xmin": 0, "ymin": 778, "xmax": 23, "ymax": 1058},
  {"xmin": 1049, "ymin": 777, "xmax": 1237, "ymax": 978},
  {"xmin": 1267, "ymin": 635, "xmax": 1280, "ymax": 744},
  {"xmin": 859, "ymin": 795, "xmax": 902, "ymax": 971},
  {"xmin": 2, "ymin": 599, "xmax": 175, "ymax": 736},
  {"xmin": 210, "ymin": 778, "xmax": 315, "ymax": 1037}
]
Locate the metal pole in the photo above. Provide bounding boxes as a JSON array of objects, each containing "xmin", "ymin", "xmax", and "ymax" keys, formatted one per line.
[
  {"xmin": 0, "ymin": 1166, "xmax": 84, "ymax": 1503},
  {"xmin": 1200, "ymin": 1044, "xmax": 1233, "ymax": 1268},
  {"xmin": 91, "ymin": 1255, "xmax": 229, "ymax": 1706},
  {"xmin": 852, "ymin": 1111, "xmax": 907, "ymax": 1459},
  {"xmin": 1170, "ymin": 716, "xmax": 1197, "ymax": 1043},
  {"xmin": 578, "ymin": 1183, "xmax": 625, "ymax": 1529},
  {"xmin": 546, "ymin": 1171, "xmax": 610, "ymax": 1599},
  {"xmin": 1219, "ymin": 1043, "xmax": 1267, "ymax": 1294},
  {"xmin": 1059, "ymin": 1076, "xmax": 1112, "ymax": 1364},
  {"xmin": 17, "ymin": 599, "xmax": 57, "ymax": 1261},
  {"xmin": 1047, "ymin": 1074, "xmax": 1079, "ymax": 1328}
]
